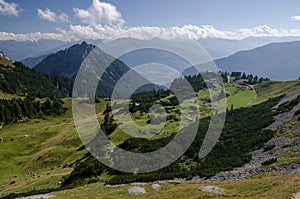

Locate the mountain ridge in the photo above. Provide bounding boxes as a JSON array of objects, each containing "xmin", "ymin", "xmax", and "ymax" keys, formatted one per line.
[{"xmin": 183, "ymin": 40, "xmax": 300, "ymax": 80}]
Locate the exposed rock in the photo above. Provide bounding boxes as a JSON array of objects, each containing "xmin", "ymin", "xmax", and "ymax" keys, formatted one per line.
[
  {"xmin": 105, "ymin": 184, "xmax": 125, "ymax": 188},
  {"xmin": 127, "ymin": 186, "xmax": 146, "ymax": 195},
  {"xmin": 166, "ymin": 178, "xmax": 186, "ymax": 184},
  {"xmin": 274, "ymin": 93, "xmax": 299, "ymax": 109},
  {"xmin": 153, "ymin": 180, "xmax": 168, "ymax": 184},
  {"xmin": 293, "ymin": 192, "xmax": 300, "ymax": 199},
  {"xmin": 17, "ymin": 194, "xmax": 55, "ymax": 199},
  {"xmin": 267, "ymin": 137, "xmax": 294, "ymax": 147},
  {"xmin": 197, "ymin": 186, "xmax": 224, "ymax": 194},
  {"xmin": 130, "ymin": 182, "xmax": 147, "ymax": 186},
  {"xmin": 151, "ymin": 183, "xmax": 161, "ymax": 191}
]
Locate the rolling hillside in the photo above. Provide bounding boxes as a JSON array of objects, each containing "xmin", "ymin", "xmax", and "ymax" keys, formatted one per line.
[{"xmin": 1, "ymin": 79, "xmax": 300, "ymax": 198}]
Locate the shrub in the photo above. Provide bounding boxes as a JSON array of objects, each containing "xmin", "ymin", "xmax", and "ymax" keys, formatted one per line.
[
  {"xmin": 263, "ymin": 144, "xmax": 276, "ymax": 152},
  {"xmin": 261, "ymin": 158, "xmax": 277, "ymax": 166}
]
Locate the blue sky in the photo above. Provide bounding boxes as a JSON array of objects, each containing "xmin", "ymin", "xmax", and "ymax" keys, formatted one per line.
[{"xmin": 1, "ymin": 0, "xmax": 300, "ymax": 41}]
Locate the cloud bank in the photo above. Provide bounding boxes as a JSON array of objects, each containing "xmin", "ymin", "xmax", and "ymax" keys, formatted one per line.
[
  {"xmin": 2, "ymin": 24, "xmax": 300, "ymax": 42},
  {"xmin": 0, "ymin": 0, "xmax": 21, "ymax": 16},
  {"xmin": 37, "ymin": 8, "xmax": 69, "ymax": 23}
]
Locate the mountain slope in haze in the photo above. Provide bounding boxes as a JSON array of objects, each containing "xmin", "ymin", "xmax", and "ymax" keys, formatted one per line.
[
  {"xmin": 0, "ymin": 39, "xmax": 68, "ymax": 61},
  {"xmin": 35, "ymin": 42, "xmax": 96, "ymax": 79},
  {"xmin": 34, "ymin": 42, "xmax": 160, "ymax": 97},
  {"xmin": 21, "ymin": 40, "xmax": 104, "ymax": 68},
  {"xmin": 21, "ymin": 54, "xmax": 49, "ymax": 68},
  {"xmin": 198, "ymin": 36, "xmax": 300, "ymax": 59},
  {"xmin": 184, "ymin": 41, "xmax": 300, "ymax": 80}
]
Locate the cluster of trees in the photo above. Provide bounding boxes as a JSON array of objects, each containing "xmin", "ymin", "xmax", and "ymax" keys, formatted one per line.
[
  {"xmin": 230, "ymin": 72, "xmax": 270, "ymax": 85},
  {"xmin": 170, "ymin": 71, "xmax": 269, "ymax": 94},
  {"xmin": 0, "ymin": 97, "xmax": 66, "ymax": 126},
  {"xmin": 171, "ymin": 72, "xmax": 228, "ymax": 93},
  {"xmin": 62, "ymin": 95, "xmax": 283, "ymax": 186},
  {"xmin": 129, "ymin": 89, "xmax": 172, "ymax": 113},
  {"xmin": 0, "ymin": 62, "xmax": 73, "ymax": 98},
  {"xmin": 49, "ymin": 75, "xmax": 73, "ymax": 97},
  {"xmin": 101, "ymin": 104, "xmax": 117, "ymax": 136},
  {"xmin": 171, "ymin": 74, "xmax": 206, "ymax": 92}
]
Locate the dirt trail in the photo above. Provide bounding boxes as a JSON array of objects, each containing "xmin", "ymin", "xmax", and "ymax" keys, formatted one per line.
[{"xmin": 246, "ymin": 85, "xmax": 257, "ymax": 106}]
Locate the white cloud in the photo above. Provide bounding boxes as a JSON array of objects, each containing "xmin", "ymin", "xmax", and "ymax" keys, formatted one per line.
[
  {"xmin": 292, "ymin": 16, "xmax": 300, "ymax": 21},
  {"xmin": 73, "ymin": 0, "xmax": 124, "ymax": 27},
  {"xmin": 237, "ymin": 25, "xmax": 300, "ymax": 38},
  {"xmin": 0, "ymin": 31, "xmax": 67, "ymax": 42},
  {"xmin": 2, "ymin": 24, "xmax": 300, "ymax": 42},
  {"xmin": 57, "ymin": 13, "xmax": 69, "ymax": 23},
  {"xmin": 37, "ymin": 8, "xmax": 69, "ymax": 23},
  {"xmin": 0, "ymin": 0, "xmax": 21, "ymax": 16}
]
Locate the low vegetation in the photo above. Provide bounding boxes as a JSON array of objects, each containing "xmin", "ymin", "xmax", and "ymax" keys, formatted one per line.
[
  {"xmin": 62, "ymin": 96, "xmax": 282, "ymax": 187},
  {"xmin": 0, "ymin": 61, "xmax": 72, "ymax": 98},
  {"xmin": 0, "ymin": 97, "xmax": 66, "ymax": 126}
]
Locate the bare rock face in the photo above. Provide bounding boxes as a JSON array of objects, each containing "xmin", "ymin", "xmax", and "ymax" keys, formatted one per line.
[
  {"xmin": 17, "ymin": 194, "xmax": 55, "ymax": 199},
  {"xmin": 127, "ymin": 186, "xmax": 146, "ymax": 195},
  {"xmin": 151, "ymin": 183, "xmax": 161, "ymax": 191},
  {"xmin": 197, "ymin": 186, "xmax": 225, "ymax": 194},
  {"xmin": 293, "ymin": 192, "xmax": 300, "ymax": 199}
]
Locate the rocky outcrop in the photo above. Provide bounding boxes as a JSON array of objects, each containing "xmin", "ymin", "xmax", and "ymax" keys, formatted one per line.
[
  {"xmin": 196, "ymin": 186, "xmax": 224, "ymax": 194},
  {"xmin": 17, "ymin": 194, "xmax": 55, "ymax": 199},
  {"xmin": 151, "ymin": 184, "xmax": 161, "ymax": 191},
  {"xmin": 127, "ymin": 186, "xmax": 146, "ymax": 195}
]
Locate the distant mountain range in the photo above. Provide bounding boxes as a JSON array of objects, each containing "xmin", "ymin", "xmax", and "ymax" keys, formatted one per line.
[
  {"xmin": 16, "ymin": 39, "xmax": 300, "ymax": 84},
  {"xmin": 0, "ymin": 39, "xmax": 68, "ymax": 61},
  {"xmin": 183, "ymin": 40, "xmax": 300, "ymax": 80},
  {"xmin": 2, "ymin": 36, "xmax": 300, "ymax": 61},
  {"xmin": 197, "ymin": 36, "xmax": 300, "ymax": 59}
]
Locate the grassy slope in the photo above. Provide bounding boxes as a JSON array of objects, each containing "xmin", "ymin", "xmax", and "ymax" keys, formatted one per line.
[
  {"xmin": 0, "ymin": 99, "xmax": 85, "ymax": 196},
  {"xmin": 0, "ymin": 98, "xmax": 108, "ymax": 196},
  {"xmin": 109, "ymin": 83, "xmax": 256, "ymax": 144},
  {"xmin": 0, "ymin": 91, "xmax": 16, "ymax": 99},
  {"xmin": 0, "ymin": 57, "xmax": 13, "ymax": 67},
  {"xmin": 0, "ymin": 80, "xmax": 299, "ymax": 197},
  {"xmin": 253, "ymin": 81, "xmax": 300, "ymax": 105},
  {"xmin": 51, "ymin": 173, "xmax": 300, "ymax": 199},
  {"xmin": 0, "ymin": 82, "xmax": 261, "ymax": 196},
  {"xmin": 225, "ymin": 83, "xmax": 256, "ymax": 109}
]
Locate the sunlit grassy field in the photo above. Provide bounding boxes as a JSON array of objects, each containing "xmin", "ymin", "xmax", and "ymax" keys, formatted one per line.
[{"xmin": 1, "ymin": 81, "xmax": 299, "ymax": 198}]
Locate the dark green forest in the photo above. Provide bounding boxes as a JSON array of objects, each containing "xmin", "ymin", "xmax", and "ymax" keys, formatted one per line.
[
  {"xmin": 0, "ymin": 62, "xmax": 72, "ymax": 98},
  {"xmin": 0, "ymin": 97, "xmax": 66, "ymax": 126}
]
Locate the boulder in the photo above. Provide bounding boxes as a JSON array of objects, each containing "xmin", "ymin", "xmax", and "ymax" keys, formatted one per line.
[
  {"xmin": 151, "ymin": 184, "xmax": 161, "ymax": 191},
  {"xmin": 197, "ymin": 186, "xmax": 224, "ymax": 194},
  {"xmin": 127, "ymin": 186, "xmax": 146, "ymax": 195}
]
